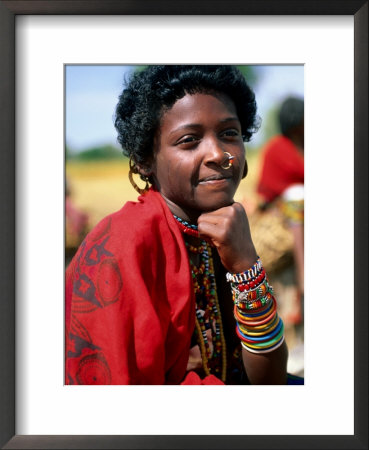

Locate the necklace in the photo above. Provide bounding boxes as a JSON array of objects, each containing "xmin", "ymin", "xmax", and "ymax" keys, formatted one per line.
[
  {"xmin": 173, "ymin": 214, "xmax": 200, "ymax": 238},
  {"xmin": 174, "ymin": 213, "xmax": 227, "ymax": 383},
  {"xmin": 188, "ymin": 242, "xmax": 227, "ymax": 382}
]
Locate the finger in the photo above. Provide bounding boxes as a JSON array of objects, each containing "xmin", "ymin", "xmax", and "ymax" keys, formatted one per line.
[
  {"xmin": 197, "ymin": 214, "xmax": 222, "ymax": 228},
  {"xmin": 197, "ymin": 220, "xmax": 228, "ymax": 246},
  {"xmin": 199, "ymin": 202, "xmax": 245, "ymax": 221},
  {"xmin": 198, "ymin": 210, "xmax": 233, "ymax": 228},
  {"xmin": 199, "ymin": 205, "xmax": 244, "ymax": 229},
  {"xmin": 197, "ymin": 216, "xmax": 225, "ymax": 238}
]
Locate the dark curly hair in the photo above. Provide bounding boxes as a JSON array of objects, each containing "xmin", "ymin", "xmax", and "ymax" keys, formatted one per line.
[{"xmin": 114, "ymin": 65, "xmax": 259, "ymax": 167}]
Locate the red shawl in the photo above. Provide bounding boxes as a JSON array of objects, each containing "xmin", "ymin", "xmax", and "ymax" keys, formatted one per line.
[
  {"xmin": 257, "ymin": 135, "xmax": 304, "ymax": 203},
  {"xmin": 65, "ymin": 188, "xmax": 223, "ymax": 385}
]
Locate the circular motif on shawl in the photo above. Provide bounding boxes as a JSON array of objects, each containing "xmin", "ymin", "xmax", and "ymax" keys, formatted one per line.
[
  {"xmin": 97, "ymin": 258, "xmax": 123, "ymax": 305},
  {"xmin": 76, "ymin": 353, "xmax": 111, "ymax": 384}
]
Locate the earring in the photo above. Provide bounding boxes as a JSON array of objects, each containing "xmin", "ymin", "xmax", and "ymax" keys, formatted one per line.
[
  {"xmin": 128, "ymin": 158, "xmax": 150, "ymax": 194},
  {"xmin": 221, "ymin": 152, "xmax": 235, "ymax": 170}
]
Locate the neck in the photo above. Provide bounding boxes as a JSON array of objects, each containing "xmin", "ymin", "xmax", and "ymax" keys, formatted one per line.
[{"xmin": 160, "ymin": 194, "xmax": 201, "ymax": 224}]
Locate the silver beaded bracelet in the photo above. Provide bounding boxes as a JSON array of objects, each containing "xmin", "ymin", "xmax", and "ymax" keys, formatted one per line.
[{"xmin": 225, "ymin": 257, "xmax": 262, "ymax": 283}]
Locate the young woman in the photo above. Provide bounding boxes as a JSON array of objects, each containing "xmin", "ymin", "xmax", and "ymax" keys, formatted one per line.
[{"xmin": 65, "ymin": 65, "xmax": 288, "ymax": 385}]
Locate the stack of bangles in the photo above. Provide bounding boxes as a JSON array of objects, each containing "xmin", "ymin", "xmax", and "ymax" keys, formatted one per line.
[{"xmin": 226, "ymin": 258, "xmax": 285, "ymax": 354}]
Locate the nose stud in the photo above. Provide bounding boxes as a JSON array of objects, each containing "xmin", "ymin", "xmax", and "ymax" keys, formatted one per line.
[{"xmin": 221, "ymin": 152, "xmax": 235, "ymax": 170}]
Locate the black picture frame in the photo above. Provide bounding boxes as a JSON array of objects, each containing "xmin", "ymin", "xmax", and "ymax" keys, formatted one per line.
[{"xmin": 0, "ymin": 1, "xmax": 367, "ymax": 449}]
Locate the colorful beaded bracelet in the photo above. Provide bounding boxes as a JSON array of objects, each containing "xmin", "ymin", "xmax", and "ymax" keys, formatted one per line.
[
  {"xmin": 234, "ymin": 298, "xmax": 277, "ymax": 326},
  {"xmin": 233, "ymin": 273, "xmax": 267, "ymax": 293},
  {"xmin": 225, "ymin": 257, "xmax": 262, "ymax": 283},
  {"xmin": 227, "ymin": 258, "xmax": 285, "ymax": 354},
  {"xmin": 227, "ymin": 259, "xmax": 276, "ymax": 312},
  {"xmin": 234, "ymin": 292, "xmax": 273, "ymax": 311},
  {"xmin": 234, "ymin": 296, "xmax": 270, "ymax": 311},
  {"xmin": 237, "ymin": 301, "xmax": 275, "ymax": 322},
  {"xmin": 232, "ymin": 282, "xmax": 273, "ymax": 305},
  {"xmin": 236, "ymin": 300, "xmax": 272, "ymax": 317},
  {"xmin": 229, "ymin": 270, "xmax": 267, "ymax": 292}
]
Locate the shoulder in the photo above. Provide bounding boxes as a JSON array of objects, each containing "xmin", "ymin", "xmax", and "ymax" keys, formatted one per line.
[
  {"xmin": 87, "ymin": 189, "xmax": 166, "ymax": 240},
  {"xmin": 77, "ymin": 189, "xmax": 173, "ymax": 266}
]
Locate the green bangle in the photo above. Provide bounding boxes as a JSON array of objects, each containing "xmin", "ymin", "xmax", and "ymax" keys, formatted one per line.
[{"xmin": 244, "ymin": 323, "xmax": 284, "ymax": 349}]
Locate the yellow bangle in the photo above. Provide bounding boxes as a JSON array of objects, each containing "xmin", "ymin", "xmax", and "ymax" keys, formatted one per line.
[
  {"xmin": 238, "ymin": 315, "xmax": 279, "ymax": 336},
  {"xmin": 236, "ymin": 301, "xmax": 274, "ymax": 321},
  {"xmin": 242, "ymin": 325, "xmax": 284, "ymax": 350}
]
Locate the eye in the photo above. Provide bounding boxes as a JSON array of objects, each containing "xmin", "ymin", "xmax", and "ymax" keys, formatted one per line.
[
  {"xmin": 176, "ymin": 135, "xmax": 200, "ymax": 148},
  {"xmin": 221, "ymin": 129, "xmax": 240, "ymax": 138}
]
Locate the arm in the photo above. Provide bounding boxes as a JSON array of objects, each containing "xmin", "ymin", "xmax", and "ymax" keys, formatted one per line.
[
  {"xmin": 198, "ymin": 202, "xmax": 288, "ymax": 385},
  {"xmin": 241, "ymin": 338, "xmax": 288, "ymax": 385}
]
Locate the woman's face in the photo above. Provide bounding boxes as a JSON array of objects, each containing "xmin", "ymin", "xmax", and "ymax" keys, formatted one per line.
[{"xmin": 150, "ymin": 92, "xmax": 247, "ymax": 220}]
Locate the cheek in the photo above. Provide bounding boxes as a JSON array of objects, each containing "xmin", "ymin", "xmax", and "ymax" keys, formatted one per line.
[
  {"xmin": 156, "ymin": 154, "xmax": 188, "ymax": 191},
  {"xmin": 239, "ymin": 152, "xmax": 248, "ymax": 179},
  {"xmin": 234, "ymin": 150, "xmax": 245, "ymax": 172},
  {"xmin": 167, "ymin": 154, "xmax": 194, "ymax": 178}
]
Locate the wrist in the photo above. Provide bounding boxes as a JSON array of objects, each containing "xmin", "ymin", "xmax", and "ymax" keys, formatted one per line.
[
  {"xmin": 226, "ymin": 249, "xmax": 258, "ymax": 274},
  {"xmin": 226, "ymin": 258, "xmax": 286, "ymax": 356}
]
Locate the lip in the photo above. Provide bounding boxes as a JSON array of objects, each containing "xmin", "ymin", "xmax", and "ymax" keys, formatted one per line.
[{"xmin": 198, "ymin": 174, "xmax": 232, "ymax": 184}]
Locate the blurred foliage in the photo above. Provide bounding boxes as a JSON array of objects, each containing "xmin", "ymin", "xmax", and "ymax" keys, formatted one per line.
[
  {"xmin": 66, "ymin": 145, "xmax": 72, "ymax": 159},
  {"xmin": 135, "ymin": 65, "xmax": 148, "ymax": 72},
  {"xmin": 260, "ymin": 106, "xmax": 280, "ymax": 143},
  {"xmin": 67, "ymin": 144, "xmax": 124, "ymax": 161},
  {"xmin": 236, "ymin": 65, "xmax": 258, "ymax": 87}
]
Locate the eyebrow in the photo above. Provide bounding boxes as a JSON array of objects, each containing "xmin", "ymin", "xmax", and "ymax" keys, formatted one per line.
[
  {"xmin": 169, "ymin": 117, "xmax": 240, "ymax": 136},
  {"xmin": 220, "ymin": 117, "xmax": 240, "ymax": 124}
]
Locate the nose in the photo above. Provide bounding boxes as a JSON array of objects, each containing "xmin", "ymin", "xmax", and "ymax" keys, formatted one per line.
[{"xmin": 203, "ymin": 136, "xmax": 228, "ymax": 167}]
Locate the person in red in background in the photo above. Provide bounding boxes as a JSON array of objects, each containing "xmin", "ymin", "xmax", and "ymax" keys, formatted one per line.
[{"xmin": 257, "ymin": 97, "xmax": 304, "ymax": 322}]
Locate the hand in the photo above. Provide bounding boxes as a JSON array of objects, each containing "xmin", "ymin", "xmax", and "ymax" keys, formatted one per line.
[{"xmin": 197, "ymin": 202, "xmax": 258, "ymax": 274}]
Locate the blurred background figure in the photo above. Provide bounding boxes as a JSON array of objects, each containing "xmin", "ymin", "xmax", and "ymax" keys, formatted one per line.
[
  {"xmin": 251, "ymin": 97, "xmax": 304, "ymax": 373},
  {"xmin": 65, "ymin": 177, "xmax": 89, "ymax": 265},
  {"xmin": 258, "ymin": 97, "xmax": 304, "ymax": 294}
]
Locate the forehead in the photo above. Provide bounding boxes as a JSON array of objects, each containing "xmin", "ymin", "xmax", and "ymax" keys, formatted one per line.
[{"xmin": 160, "ymin": 92, "xmax": 239, "ymax": 129}]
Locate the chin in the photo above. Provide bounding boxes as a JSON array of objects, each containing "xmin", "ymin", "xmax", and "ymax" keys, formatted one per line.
[{"xmin": 195, "ymin": 195, "xmax": 235, "ymax": 212}]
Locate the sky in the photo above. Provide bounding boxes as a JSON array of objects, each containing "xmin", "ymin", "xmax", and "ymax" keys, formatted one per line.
[{"xmin": 65, "ymin": 65, "xmax": 304, "ymax": 153}]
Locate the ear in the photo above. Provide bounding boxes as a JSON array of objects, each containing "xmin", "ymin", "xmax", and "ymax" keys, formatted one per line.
[
  {"xmin": 136, "ymin": 162, "xmax": 153, "ymax": 178},
  {"xmin": 242, "ymin": 160, "xmax": 248, "ymax": 179}
]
